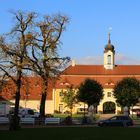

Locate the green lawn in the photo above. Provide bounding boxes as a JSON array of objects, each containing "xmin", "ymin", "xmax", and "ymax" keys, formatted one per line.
[
  {"xmin": 53, "ymin": 113, "xmax": 100, "ymax": 120},
  {"xmin": 0, "ymin": 127, "xmax": 139, "ymax": 140}
]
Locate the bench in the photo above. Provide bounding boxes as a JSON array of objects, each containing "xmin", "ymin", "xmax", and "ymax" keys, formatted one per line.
[
  {"xmin": 0, "ymin": 117, "xmax": 9, "ymax": 124},
  {"xmin": 20, "ymin": 117, "xmax": 35, "ymax": 125},
  {"xmin": 45, "ymin": 117, "xmax": 60, "ymax": 125}
]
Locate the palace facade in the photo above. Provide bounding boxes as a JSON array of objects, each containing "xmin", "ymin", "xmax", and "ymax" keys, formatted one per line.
[{"xmin": 54, "ymin": 35, "xmax": 140, "ymax": 114}]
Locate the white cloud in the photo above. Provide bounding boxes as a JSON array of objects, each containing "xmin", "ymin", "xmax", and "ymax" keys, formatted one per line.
[
  {"xmin": 76, "ymin": 54, "xmax": 140, "ymax": 65},
  {"xmin": 115, "ymin": 54, "xmax": 140, "ymax": 65},
  {"xmin": 77, "ymin": 56, "xmax": 103, "ymax": 64}
]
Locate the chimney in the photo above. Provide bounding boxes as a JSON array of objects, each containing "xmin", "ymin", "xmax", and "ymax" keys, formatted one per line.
[{"xmin": 71, "ymin": 59, "xmax": 76, "ymax": 67}]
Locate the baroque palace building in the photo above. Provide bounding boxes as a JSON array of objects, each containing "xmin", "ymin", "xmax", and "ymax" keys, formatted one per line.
[
  {"xmin": 54, "ymin": 34, "xmax": 140, "ymax": 114},
  {"xmin": 1, "ymin": 35, "xmax": 140, "ymax": 114}
]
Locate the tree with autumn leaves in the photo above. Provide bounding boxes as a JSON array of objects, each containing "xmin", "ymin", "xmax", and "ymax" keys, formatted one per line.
[
  {"xmin": 61, "ymin": 85, "xmax": 77, "ymax": 117},
  {"xmin": 0, "ymin": 11, "xmax": 69, "ymax": 130}
]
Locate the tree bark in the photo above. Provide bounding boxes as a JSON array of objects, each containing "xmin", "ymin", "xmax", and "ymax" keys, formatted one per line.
[
  {"xmin": 40, "ymin": 92, "xmax": 46, "ymax": 117},
  {"xmin": 10, "ymin": 70, "xmax": 22, "ymax": 130},
  {"xmin": 39, "ymin": 79, "xmax": 48, "ymax": 118}
]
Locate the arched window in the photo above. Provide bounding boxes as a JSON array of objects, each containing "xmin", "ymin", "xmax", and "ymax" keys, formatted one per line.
[{"xmin": 107, "ymin": 55, "xmax": 111, "ymax": 64}]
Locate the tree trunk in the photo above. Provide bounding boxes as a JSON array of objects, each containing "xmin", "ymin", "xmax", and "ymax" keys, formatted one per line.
[
  {"xmin": 39, "ymin": 79, "xmax": 48, "ymax": 118},
  {"xmin": 93, "ymin": 104, "xmax": 97, "ymax": 114},
  {"xmin": 40, "ymin": 92, "xmax": 46, "ymax": 117},
  {"xmin": 84, "ymin": 103, "xmax": 86, "ymax": 117},
  {"xmin": 14, "ymin": 84, "xmax": 21, "ymax": 117},
  {"xmin": 10, "ymin": 70, "xmax": 22, "ymax": 130}
]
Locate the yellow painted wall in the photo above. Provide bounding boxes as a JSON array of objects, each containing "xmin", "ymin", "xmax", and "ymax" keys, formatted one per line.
[
  {"xmin": 53, "ymin": 89, "xmax": 86, "ymax": 113},
  {"xmin": 54, "ymin": 88, "xmax": 121, "ymax": 114},
  {"xmin": 7, "ymin": 87, "xmax": 121, "ymax": 115},
  {"xmin": 98, "ymin": 88, "xmax": 121, "ymax": 113}
]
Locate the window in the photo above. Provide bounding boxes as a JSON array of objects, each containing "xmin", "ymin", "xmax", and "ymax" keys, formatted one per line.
[
  {"xmin": 107, "ymin": 55, "xmax": 111, "ymax": 64},
  {"xmin": 107, "ymin": 92, "xmax": 112, "ymax": 97},
  {"xmin": 59, "ymin": 104, "xmax": 63, "ymax": 113},
  {"xmin": 59, "ymin": 91, "xmax": 63, "ymax": 96}
]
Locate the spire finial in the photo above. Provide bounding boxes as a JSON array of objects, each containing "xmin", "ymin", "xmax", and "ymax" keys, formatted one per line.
[
  {"xmin": 108, "ymin": 32, "xmax": 111, "ymax": 44},
  {"xmin": 108, "ymin": 27, "xmax": 112, "ymax": 44}
]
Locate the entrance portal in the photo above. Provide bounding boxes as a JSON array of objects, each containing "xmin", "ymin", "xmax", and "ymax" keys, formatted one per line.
[{"xmin": 103, "ymin": 101, "xmax": 116, "ymax": 114}]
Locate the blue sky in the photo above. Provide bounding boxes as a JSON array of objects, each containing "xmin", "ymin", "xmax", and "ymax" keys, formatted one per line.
[{"xmin": 1, "ymin": 0, "xmax": 140, "ymax": 64}]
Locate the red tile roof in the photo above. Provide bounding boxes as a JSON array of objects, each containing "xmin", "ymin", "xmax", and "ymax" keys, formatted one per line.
[
  {"xmin": 56, "ymin": 65, "xmax": 140, "ymax": 88},
  {"xmin": 0, "ymin": 77, "xmax": 53, "ymax": 100},
  {"xmin": 56, "ymin": 75, "xmax": 140, "ymax": 89},
  {"xmin": 1, "ymin": 65, "xmax": 140, "ymax": 100},
  {"xmin": 63, "ymin": 65, "xmax": 140, "ymax": 75}
]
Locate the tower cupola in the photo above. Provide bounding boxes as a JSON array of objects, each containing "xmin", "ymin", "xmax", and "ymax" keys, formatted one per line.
[
  {"xmin": 104, "ymin": 33, "xmax": 115, "ymax": 53},
  {"xmin": 104, "ymin": 33, "xmax": 115, "ymax": 69}
]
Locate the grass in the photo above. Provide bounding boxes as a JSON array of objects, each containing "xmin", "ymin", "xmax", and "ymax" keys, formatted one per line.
[
  {"xmin": 53, "ymin": 113, "xmax": 84, "ymax": 118},
  {"xmin": 53, "ymin": 113, "xmax": 100, "ymax": 119},
  {"xmin": 0, "ymin": 127, "xmax": 140, "ymax": 140}
]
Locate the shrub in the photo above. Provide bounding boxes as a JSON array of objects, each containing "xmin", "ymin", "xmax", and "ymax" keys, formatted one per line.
[
  {"xmin": 54, "ymin": 110, "xmax": 60, "ymax": 114},
  {"xmin": 63, "ymin": 116, "xmax": 72, "ymax": 125}
]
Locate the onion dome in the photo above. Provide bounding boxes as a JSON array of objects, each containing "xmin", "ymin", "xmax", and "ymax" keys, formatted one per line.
[{"xmin": 104, "ymin": 33, "xmax": 115, "ymax": 53}]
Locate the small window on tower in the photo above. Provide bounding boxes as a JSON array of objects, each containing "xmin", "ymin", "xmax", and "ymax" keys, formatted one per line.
[
  {"xmin": 107, "ymin": 92, "xmax": 112, "ymax": 97},
  {"xmin": 107, "ymin": 55, "xmax": 111, "ymax": 64}
]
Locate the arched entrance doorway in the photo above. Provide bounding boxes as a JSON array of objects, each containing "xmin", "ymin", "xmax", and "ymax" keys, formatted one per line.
[{"xmin": 103, "ymin": 101, "xmax": 116, "ymax": 114}]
